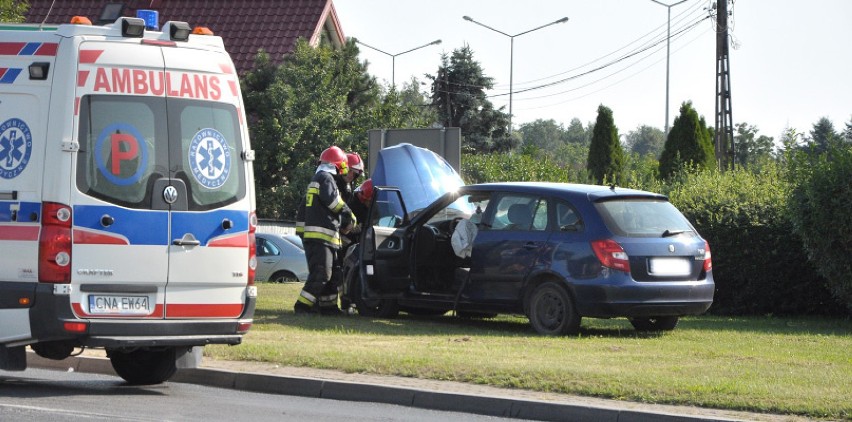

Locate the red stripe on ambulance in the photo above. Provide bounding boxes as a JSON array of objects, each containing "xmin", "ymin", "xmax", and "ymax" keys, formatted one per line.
[
  {"xmin": 208, "ymin": 233, "xmax": 249, "ymax": 248},
  {"xmin": 34, "ymin": 43, "xmax": 58, "ymax": 56},
  {"xmin": 166, "ymin": 303, "xmax": 244, "ymax": 318},
  {"xmin": 72, "ymin": 229, "xmax": 129, "ymax": 245},
  {"xmin": 0, "ymin": 225, "xmax": 39, "ymax": 241},
  {"xmin": 79, "ymin": 49, "xmax": 104, "ymax": 63}
]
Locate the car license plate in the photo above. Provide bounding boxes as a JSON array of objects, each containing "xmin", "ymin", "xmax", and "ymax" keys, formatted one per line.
[
  {"xmin": 649, "ymin": 258, "xmax": 691, "ymax": 276},
  {"xmin": 88, "ymin": 295, "xmax": 151, "ymax": 315}
]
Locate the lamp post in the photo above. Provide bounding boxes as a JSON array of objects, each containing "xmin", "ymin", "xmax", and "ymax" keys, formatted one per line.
[
  {"xmin": 355, "ymin": 39, "xmax": 442, "ymax": 87},
  {"xmin": 650, "ymin": 0, "xmax": 688, "ymax": 134},
  {"xmin": 463, "ymin": 15, "xmax": 569, "ymax": 134}
]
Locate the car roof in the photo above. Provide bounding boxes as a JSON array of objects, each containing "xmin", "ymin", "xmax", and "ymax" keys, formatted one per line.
[{"xmin": 463, "ymin": 182, "xmax": 667, "ymax": 202}]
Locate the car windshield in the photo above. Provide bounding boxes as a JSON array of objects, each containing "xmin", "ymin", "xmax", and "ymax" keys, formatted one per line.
[{"xmin": 594, "ymin": 199, "xmax": 694, "ymax": 238}]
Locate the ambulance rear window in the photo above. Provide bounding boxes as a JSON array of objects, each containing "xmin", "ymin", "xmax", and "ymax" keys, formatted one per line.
[{"xmin": 76, "ymin": 95, "xmax": 245, "ymax": 211}]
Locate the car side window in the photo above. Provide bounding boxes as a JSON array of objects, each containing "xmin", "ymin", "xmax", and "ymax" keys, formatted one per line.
[
  {"xmin": 492, "ymin": 195, "xmax": 538, "ymax": 231},
  {"xmin": 557, "ymin": 201, "xmax": 583, "ymax": 232},
  {"xmin": 256, "ymin": 237, "xmax": 280, "ymax": 257}
]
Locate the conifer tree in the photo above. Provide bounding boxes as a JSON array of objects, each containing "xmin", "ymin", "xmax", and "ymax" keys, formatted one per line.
[
  {"xmin": 659, "ymin": 101, "xmax": 715, "ymax": 178},
  {"xmin": 586, "ymin": 105, "xmax": 624, "ymax": 184}
]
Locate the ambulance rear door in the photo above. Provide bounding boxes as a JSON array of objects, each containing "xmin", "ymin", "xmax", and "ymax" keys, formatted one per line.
[
  {"xmin": 72, "ymin": 40, "xmax": 170, "ymax": 319},
  {"xmin": 160, "ymin": 46, "xmax": 251, "ymax": 319}
]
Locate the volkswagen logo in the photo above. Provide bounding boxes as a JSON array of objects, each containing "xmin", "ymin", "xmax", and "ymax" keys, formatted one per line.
[
  {"xmin": 668, "ymin": 244, "xmax": 675, "ymax": 253},
  {"xmin": 163, "ymin": 185, "xmax": 179, "ymax": 204}
]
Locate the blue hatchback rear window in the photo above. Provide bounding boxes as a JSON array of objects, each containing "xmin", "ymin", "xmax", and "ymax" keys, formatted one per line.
[{"xmin": 594, "ymin": 199, "xmax": 694, "ymax": 238}]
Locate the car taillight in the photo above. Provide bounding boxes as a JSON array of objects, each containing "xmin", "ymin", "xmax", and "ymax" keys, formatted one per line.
[
  {"xmin": 39, "ymin": 202, "xmax": 72, "ymax": 283},
  {"xmin": 591, "ymin": 239, "xmax": 630, "ymax": 273},
  {"xmin": 247, "ymin": 212, "xmax": 257, "ymax": 285},
  {"xmin": 703, "ymin": 240, "xmax": 712, "ymax": 272}
]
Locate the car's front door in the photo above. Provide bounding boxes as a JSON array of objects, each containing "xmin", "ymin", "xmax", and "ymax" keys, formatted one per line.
[{"xmin": 360, "ymin": 187, "xmax": 410, "ymax": 295}]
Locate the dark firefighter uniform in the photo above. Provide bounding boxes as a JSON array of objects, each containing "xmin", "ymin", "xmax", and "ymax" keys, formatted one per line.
[{"xmin": 294, "ymin": 167, "xmax": 356, "ymax": 314}]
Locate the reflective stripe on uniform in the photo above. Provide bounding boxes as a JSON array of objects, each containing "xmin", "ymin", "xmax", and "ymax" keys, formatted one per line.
[
  {"xmin": 319, "ymin": 294, "xmax": 337, "ymax": 307},
  {"xmin": 328, "ymin": 194, "xmax": 345, "ymax": 213},
  {"xmin": 303, "ymin": 230, "xmax": 341, "ymax": 246},
  {"xmin": 298, "ymin": 290, "xmax": 317, "ymax": 306}
]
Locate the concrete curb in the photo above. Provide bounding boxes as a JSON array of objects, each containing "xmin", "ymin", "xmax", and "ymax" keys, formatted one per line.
[{"xmin": 25, "ymin": 352, "xmax": 744, "ymax": 422}]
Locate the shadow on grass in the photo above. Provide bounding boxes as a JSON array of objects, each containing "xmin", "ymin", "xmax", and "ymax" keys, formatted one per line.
[
  {"xmin": 253, "ymin": 304, "xmax": 851, "ymax": 339},
  {"xmin": 252, "ymin": 306, "xmax": 675, "ymax": 339}
]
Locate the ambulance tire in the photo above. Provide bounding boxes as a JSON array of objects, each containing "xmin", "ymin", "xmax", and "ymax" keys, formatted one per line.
[{"xmin": 109, "ymin": 347, "xmax": 177, "ymax": 385}]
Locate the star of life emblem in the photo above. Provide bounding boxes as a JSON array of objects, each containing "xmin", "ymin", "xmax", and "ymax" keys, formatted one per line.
[
  {"xmin": 188, "ymin": 128, "xmax": 231, "ymax": 189},
  {"xmin": 0, "ymin": 118, "xmax": 33, "ymax": 179}
]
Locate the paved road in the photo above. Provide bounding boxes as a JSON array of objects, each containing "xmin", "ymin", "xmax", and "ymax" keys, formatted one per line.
[
  {"xmin": 0, "ymin": 367, "xmax": 523, "ymax": 422},
  {"xmin": 20, "ymin": 352, "xmax": 809, "ymax": 422}
]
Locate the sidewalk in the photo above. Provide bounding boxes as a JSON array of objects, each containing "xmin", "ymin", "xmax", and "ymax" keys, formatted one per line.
[{"xmin": 26, "ymin": 350, "xmax": 811, "ymax": 422}]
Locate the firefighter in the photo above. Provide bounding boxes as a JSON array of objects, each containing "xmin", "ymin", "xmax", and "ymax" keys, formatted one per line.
[
  {"xmin": 294, "ymin": 146, "xmax": 357, "ymax": 315},
  {"xmin": 337, "ymin": 152, "xmax": 364, "ymax": 205}
]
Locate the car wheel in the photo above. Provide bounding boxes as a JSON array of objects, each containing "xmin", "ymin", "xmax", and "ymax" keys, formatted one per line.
[
  {"xmin": 108, "ymin": 347, "xmax": 177, "ymax": 385},
  {"xmin": 270, "ymin": 270, "xmax": 298, "ymax": 283},
  {"xmin": 527, "ymin": 281, "xmax": 580, "ymax": 335},
  {"xmin": 629, "ymin": 316, "xmax": 679, "ymax": 332},
  {"xmin": 349, "ymin": 271, "xmax": 399, "ymax": 318}
]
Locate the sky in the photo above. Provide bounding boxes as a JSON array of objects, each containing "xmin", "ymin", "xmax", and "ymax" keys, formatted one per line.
[{"xmin": 333, "ymin": 0, "xmax": 851, "ymax": 141}]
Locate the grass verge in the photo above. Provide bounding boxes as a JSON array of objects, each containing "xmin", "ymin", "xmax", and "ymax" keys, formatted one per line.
[{"xmin": 205, "ymin": 283, "xmax": 851, "ymax": 420}]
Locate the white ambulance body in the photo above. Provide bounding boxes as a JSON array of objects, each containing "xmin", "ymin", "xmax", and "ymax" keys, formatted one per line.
[{"xmin": 0, "ymin": 17, "xmax": 257, "ymax": 384}]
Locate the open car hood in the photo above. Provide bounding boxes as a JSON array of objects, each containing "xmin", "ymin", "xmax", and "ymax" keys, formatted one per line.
[{"xmin": 371, "ymin": 143, "xmax": 465, "ymax": 214}]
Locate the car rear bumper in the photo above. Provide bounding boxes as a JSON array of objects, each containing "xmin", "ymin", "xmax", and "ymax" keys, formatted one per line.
[{"xmin": 570, "ymin": 276, "xmax": 715, "ymax": 318}]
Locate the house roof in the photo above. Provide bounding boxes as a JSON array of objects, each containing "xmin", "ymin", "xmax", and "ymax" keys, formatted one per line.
[{"xmin": 24, "ymin": 0, "xmax": 345, "ymax": 74}]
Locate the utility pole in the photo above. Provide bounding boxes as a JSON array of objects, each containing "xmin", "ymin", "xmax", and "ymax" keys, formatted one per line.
[{"xmin": 714, "ymin": 0, "xmax": 735, "ymax": 170}]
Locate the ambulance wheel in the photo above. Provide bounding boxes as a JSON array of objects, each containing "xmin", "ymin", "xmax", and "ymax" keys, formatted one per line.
[{"xmin": 108, "ymin": 347, "xmax": 177, "ymax": 385}]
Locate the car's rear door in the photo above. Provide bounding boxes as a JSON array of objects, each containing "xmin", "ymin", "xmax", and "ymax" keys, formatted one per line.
[{"xmin": 466, "ymin": 193, "xmax": 551, "ymax": 304}]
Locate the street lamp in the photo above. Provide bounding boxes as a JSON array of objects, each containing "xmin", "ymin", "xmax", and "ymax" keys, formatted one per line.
[
  {"xmin": 650, "ymin": 0, "xmax": 688, "ymax": 134},
  {"xmin": 463, "ymin": 15, "xmax": 569, "ymax": 134},
  {"xmin": 355, "ymin": 39, "xmax": 442, "ymax": 87}
]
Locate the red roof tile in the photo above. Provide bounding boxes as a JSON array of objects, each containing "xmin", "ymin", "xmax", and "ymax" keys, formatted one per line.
[{"xmin": 24, "ymin": 0, "xmax": 345, "ymax": 74}]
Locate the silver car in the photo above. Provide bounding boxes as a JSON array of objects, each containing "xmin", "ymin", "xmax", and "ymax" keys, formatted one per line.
[{"xmin": 255, "ymin": 233, "xmax": 308, "ymax": 282}]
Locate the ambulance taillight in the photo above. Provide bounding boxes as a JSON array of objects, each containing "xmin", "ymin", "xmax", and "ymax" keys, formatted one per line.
[
  {"xmin": 38, "ymin": 203, "xmax": 72, "ymax": 283},
  {"xmin": 247, "ymin": 212, "xmax": 257, "ymax": 285}
]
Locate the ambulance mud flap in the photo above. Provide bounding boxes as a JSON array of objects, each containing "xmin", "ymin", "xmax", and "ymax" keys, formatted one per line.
[{"xmin": 0, "ymin": 345, "xmax": 26, "ymax": 371}]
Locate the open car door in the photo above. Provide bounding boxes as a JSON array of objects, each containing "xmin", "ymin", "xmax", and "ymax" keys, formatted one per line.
[{"xmin": 359, "ymin": 187, "xmax": 410, "ymax": 296}]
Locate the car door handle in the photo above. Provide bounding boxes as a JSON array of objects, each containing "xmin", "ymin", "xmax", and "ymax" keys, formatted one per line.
[{"xmin": 523, "ymin": 242, "xmax": 539, "ymax": 250}]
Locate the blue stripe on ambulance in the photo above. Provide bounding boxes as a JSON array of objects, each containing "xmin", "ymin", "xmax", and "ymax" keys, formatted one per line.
[
  {"xmin": 0, "ymin": 68, "xmax": 21, "ymax": 84},
  {"xmin": 73, "ymin": 205, "xmax": 248, "ymax": 246},
  {"xmin": 0, "ymin": 201, "xmax": 40, "ymax": 223},
  {"xmin": 74, "ymin": 205, "xmax": 169, "ymax": 245},
  {"xmin": 171, "ymin": 210, "xmax": 249, "ymax": 246}
]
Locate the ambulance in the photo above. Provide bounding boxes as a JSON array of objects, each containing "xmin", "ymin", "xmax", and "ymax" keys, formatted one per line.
[{"xmin": 0, "ymin": 16, "xmax": 257, "ymax": 384}]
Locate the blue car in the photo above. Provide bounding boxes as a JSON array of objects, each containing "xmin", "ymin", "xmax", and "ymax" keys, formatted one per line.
[{"xmin": 342, "ymin": 144, "xmax": 714, "ymax": 335}]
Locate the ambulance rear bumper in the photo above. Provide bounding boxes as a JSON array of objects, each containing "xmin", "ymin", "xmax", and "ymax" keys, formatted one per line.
[{"xmin": 28, "ymin": 283, "xmax": 256, "ymax": 348}]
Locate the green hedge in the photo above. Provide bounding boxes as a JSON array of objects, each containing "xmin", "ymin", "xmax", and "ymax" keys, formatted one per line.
[
  {"xmin": 652, "ymin": 166, "xmax": 844, "ymax": 316},
  {"xmin": 786, "ymin": 144, "xmax": 852, "ymax": 313}
]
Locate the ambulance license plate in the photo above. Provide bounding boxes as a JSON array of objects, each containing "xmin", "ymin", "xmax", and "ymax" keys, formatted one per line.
[{"xmin": 89, "ymin": 295, "xmax": 150, "ymax": 315}]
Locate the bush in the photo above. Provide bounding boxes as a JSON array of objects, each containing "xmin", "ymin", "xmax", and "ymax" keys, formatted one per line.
[
  {"xmin": 659, "ymin": 165, "xmax": 844, "ymax": 315},
  {"xmin": 786, "ymin": 144, "xmax": 852, "ymax": 313},
  {"xmin": 461, "ymin": 152, "xmax": 585, "ymax": 184}
]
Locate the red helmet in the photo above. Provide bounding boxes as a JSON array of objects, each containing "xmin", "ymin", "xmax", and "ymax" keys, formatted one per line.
[
  {"xmin": 319, "ymin": 146, "xmax": 348, "ymax": 175},
  {"xmin": 355, "ymin": 178, "xmax": 374, "ymax": 204},
  {"xmin": 347, "ymin": 153, "xmax": 364, "ymax": 174}
]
